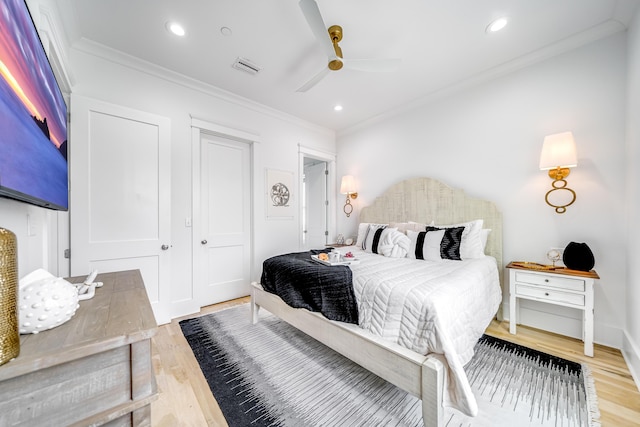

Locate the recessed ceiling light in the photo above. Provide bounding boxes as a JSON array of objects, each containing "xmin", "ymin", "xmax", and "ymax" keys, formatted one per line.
[
  {"xmin": 334, "ymin": 105, "xmax": 343, "ymax": 112},
  {"xmin": 486, "ymin": 17, "xmax": 508, "ymax": 34},
  {"xmin": 220, "ymin": 27, "xmax": 233, "ymax": 37},
  {"xmin": 166, "ymin": 22, "xmax": 186, "ymax": 37}
]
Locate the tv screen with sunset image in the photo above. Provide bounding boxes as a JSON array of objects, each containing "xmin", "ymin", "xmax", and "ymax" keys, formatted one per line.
[{"xmin": 0, "ymin": 0, "xmax": 68, "ymax": 210}]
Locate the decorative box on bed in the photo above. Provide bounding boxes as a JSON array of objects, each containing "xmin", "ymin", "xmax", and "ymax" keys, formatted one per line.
[{"xmin": 251, "ymin": 177, "xmax": 503, "ymax": 427}]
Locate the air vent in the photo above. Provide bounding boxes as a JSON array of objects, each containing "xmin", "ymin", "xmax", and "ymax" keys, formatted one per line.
[{"xmin": 232, "ymin": 57, "xmax": 262, "ymax": 75}]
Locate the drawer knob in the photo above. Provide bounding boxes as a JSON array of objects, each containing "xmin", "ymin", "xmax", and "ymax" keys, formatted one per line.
[
  {"xmin": 544, "ymin": 279, "xmax": 549, "ymax": 282},
  {"xmin": 545, "ymin": 292, "xmax": 550, "ymax": 296}
]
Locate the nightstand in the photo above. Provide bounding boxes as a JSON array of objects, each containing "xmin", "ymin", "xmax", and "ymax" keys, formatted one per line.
[{"xmin": 507, "ymin": 261, "xmax": 599, "ymax": 357}]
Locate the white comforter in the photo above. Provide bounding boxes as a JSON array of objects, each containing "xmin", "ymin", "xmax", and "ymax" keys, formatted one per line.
[{"xmin": 347, "ymin": 247, "xmax": 502, "ymax": 417}]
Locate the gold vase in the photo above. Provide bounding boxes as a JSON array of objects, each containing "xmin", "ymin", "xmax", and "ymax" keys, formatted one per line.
[{"xmin": 0, "ymin": 227, "xmax": 19, "ymax": 365}]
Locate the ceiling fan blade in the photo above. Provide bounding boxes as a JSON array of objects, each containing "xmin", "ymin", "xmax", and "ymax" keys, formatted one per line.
[
  {"xmin": 343, "ymin": 58, "xmax": 401, "ymax": 72},
  {"xmin": 296, "ymin": 66, "xmax": 331, "ymax": 92},
  {"xmin": 299, "ymin": 0, "xmax": 335, "ymax": 58}
]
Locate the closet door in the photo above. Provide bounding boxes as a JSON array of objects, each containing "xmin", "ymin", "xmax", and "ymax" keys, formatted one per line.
[
  {"xmin": 196, "ymin": 134, "xmax": 251, "ymax": 306},
  {"xmin": 70, "ymin": 95, "xmax": 171, "ymax": 323}
]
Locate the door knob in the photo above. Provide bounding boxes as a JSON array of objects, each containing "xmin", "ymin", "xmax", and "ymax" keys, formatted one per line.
[
  {"xmin": 161, "ymin": 244, "xmax": 169, "ymax": 250},
  {"xmin": 201, "ymin": 239, "xmax": 208, "ymax": 245}
]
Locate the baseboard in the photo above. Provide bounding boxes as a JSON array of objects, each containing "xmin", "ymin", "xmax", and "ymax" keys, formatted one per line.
[
  {"xmin": 622, "ymin": 331, "xmax": 640, "ymax": 392},
  {"xmin": 169, "ymin": 300, "xmax": 201, "ymax": 322}
]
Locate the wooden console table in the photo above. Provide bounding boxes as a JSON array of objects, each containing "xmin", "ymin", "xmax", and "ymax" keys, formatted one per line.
[{"xmin": 0, "ymin": 270, "xmax": 158, "ymax": 426}]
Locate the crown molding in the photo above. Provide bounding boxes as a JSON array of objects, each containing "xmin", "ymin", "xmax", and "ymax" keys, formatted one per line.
[
  {"xmin": 72, "ymin": 38, "xmax": 334, "ymax": 138},
  {"xmin": 338, "ymin": 19, "xmax": 626, "ymax": 138}
]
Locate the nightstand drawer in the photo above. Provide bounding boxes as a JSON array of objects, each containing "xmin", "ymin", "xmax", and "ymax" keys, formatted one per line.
[
  {"xmin": 515, "ymin": 271, "xmax": 585, "ymax": 292},
  {"xmin": 515, "ymin": 284, "xmax": 585, "ymax": 306}
]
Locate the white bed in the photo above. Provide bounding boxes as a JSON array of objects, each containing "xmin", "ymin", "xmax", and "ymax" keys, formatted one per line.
[{"xmin": 251, "ymin": 177, "xmax": 503, "ymax": 427}]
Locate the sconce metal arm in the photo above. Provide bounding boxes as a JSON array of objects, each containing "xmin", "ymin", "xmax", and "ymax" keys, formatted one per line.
[
  {"xmin": 545, "ymin": 167, "xmax": 576, "ymax": 214},
  {"xmin": 343, "ymin": 192, "xmax": 357, "ymax": 217}
]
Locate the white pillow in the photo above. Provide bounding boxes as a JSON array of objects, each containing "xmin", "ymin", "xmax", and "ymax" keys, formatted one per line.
[
  {"xmin": 433, "ymin": 219, "xmax": 485, "ymax": 259},
  {"xmin": 355, "ymin": 223, "xmax": 387, "ymax": 247},
  {"xmin": 407, "ymin": 229, "xmax": 445, "ymax": 260},
  {"xmin": 377, "ymin": 228, "xmax": 411, "ymax": 258},
  {"xmin": 361, "ymin": 224, "xmax": 398, "ymax": 253},
  {"xmin": 389, "ymin": 221, "xmax": 434, "ymax": 235},
  {"xmin": 480, "ymin": 229, "xmax": 491, "ymax": 252}
]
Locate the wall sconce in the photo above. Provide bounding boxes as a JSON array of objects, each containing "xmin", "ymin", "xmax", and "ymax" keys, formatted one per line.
[
  {"xmin": 340, "ymin": 175, "xmax": 358, "ymax": 217},
  {"xmin": 539, "ymin": 131, "xmax": 578, "ymax": 214}
]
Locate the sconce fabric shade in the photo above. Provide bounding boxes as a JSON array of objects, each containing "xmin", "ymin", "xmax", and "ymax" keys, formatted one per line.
[
  {"xmin": 340, "ymin": 175, "xmax": 356, "ymax": 194},
  {"xmin": 539, "ymin": 132, "xmax": 578, "ymax": 170}
]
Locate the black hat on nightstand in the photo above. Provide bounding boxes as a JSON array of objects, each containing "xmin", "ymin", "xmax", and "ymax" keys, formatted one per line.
[{"xmin": 563, "ymin": 242, "xmax": 595, "ymax": 271}]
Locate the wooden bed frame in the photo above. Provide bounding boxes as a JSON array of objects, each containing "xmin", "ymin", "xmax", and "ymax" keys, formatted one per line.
[{"xmin": 250, "ymin": 177, "xmax": 503, "ymax": 427}]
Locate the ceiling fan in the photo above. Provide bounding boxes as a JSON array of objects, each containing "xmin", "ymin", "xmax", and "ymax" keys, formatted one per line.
[{"xmin": 296, "ymin": 0, "xmax": 401, "ymax": 92}]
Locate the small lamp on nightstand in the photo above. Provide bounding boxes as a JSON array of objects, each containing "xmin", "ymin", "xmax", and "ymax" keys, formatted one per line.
[
  {"xmin": 340, "ymin": 175, "xmax": 358, "ymax": 217},
  {"xmin": 539, "ymin": 131, "xmax": 578, "ymax": 214}
]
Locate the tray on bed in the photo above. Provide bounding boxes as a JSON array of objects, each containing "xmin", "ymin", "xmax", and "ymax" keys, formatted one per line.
[{"xmin": 311, "ymin": 254, "xmax": 360, "ymax": 266}]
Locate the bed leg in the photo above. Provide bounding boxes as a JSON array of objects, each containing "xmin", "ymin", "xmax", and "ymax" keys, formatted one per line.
[
  {"xmin": 250, "ymin": 283, "xmax": 260, "ymax": 325},
  {"xmin": 421, "ymin": 356, "xmax": 444, "ymax": 427}
]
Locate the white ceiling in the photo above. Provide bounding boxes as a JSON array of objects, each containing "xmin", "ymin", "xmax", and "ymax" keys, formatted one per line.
[{"xmin": 55, "ymin": 0, "xmax": 638, "ymax": 132}]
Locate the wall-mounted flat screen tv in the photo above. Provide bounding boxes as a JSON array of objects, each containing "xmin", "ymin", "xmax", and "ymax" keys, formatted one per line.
[{"xmin": 0, "ymin": 0, "xmax": 68, "ymax": 210}]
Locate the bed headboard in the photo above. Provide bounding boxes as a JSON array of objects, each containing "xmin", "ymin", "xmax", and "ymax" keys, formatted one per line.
[{"xmin": 359, "ymin": 177, "xmax": 503, "ymax": 281}]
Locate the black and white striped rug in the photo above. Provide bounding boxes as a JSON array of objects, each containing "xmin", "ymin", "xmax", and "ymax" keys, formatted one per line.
[{"xmin": 179, "ymin": 305, "xmax": 599, "ymax": 426}]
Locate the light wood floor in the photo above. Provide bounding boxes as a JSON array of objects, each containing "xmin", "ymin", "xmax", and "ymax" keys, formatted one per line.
[{"xmin": 150, "ymin": 298, "xmax": 640, "ymax": 426}]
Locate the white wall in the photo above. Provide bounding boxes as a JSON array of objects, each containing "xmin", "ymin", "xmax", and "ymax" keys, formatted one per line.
[
  {"xmin": 1, "ymin": 0, "xmax": 336, "ymax": 321},
  {"xmin": 65, "ymin": 46, "xmax": 335, "ymax": 318},
  {"xmin": 337, "ymin": 33, "xmax": 628, "ymax": 349},
  {"xmin": 624, "ymin": 7, "xmax": 640, "ymax": 385},
  {"xmin": 0, "ymin": 198, "xmax": 66, "ymax": 278}
]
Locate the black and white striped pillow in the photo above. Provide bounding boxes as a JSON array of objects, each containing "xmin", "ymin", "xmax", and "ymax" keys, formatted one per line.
[
  {"xmin": 408, "ymin": 226, "xmax": 465, "ymax": 260},
  {"xmin": 355, "ymin": 223, "xmax": 387, "ymax": 247},
  {"xmin": 361, "ymin": 224, "xmax": 388, "ymax": 254},
  {"xmin": 408, "ymin": 229, "xmax": 445, "ymax": 260},
  {"xmin": 426, "ymin": 226, "xmax": 464, "ymax": 260}
]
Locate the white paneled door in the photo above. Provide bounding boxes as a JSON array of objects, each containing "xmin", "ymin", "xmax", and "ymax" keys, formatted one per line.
[
  {"xmin": 197, "ymin": 133, "xmax": 251, "ymax": 306},
  {"xmin": 70, "ymin": 95, "xmax": 171, "ymax": 323}
]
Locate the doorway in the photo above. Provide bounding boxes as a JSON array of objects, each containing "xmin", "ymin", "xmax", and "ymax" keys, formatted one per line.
[
  {"xmin": 196, "ymin": 134, "xmax": 251, "ymax": 306},
  {"xmin": 303, "ymin": 158, "xmax": 328, "ymax": 249},
  {"xmin": 299, "ymin": 147, "xmax": 336, "ymax": 250},
  {"xmin": 192, "ymin": 119, "xmax": 256, "ymax": 310}
]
